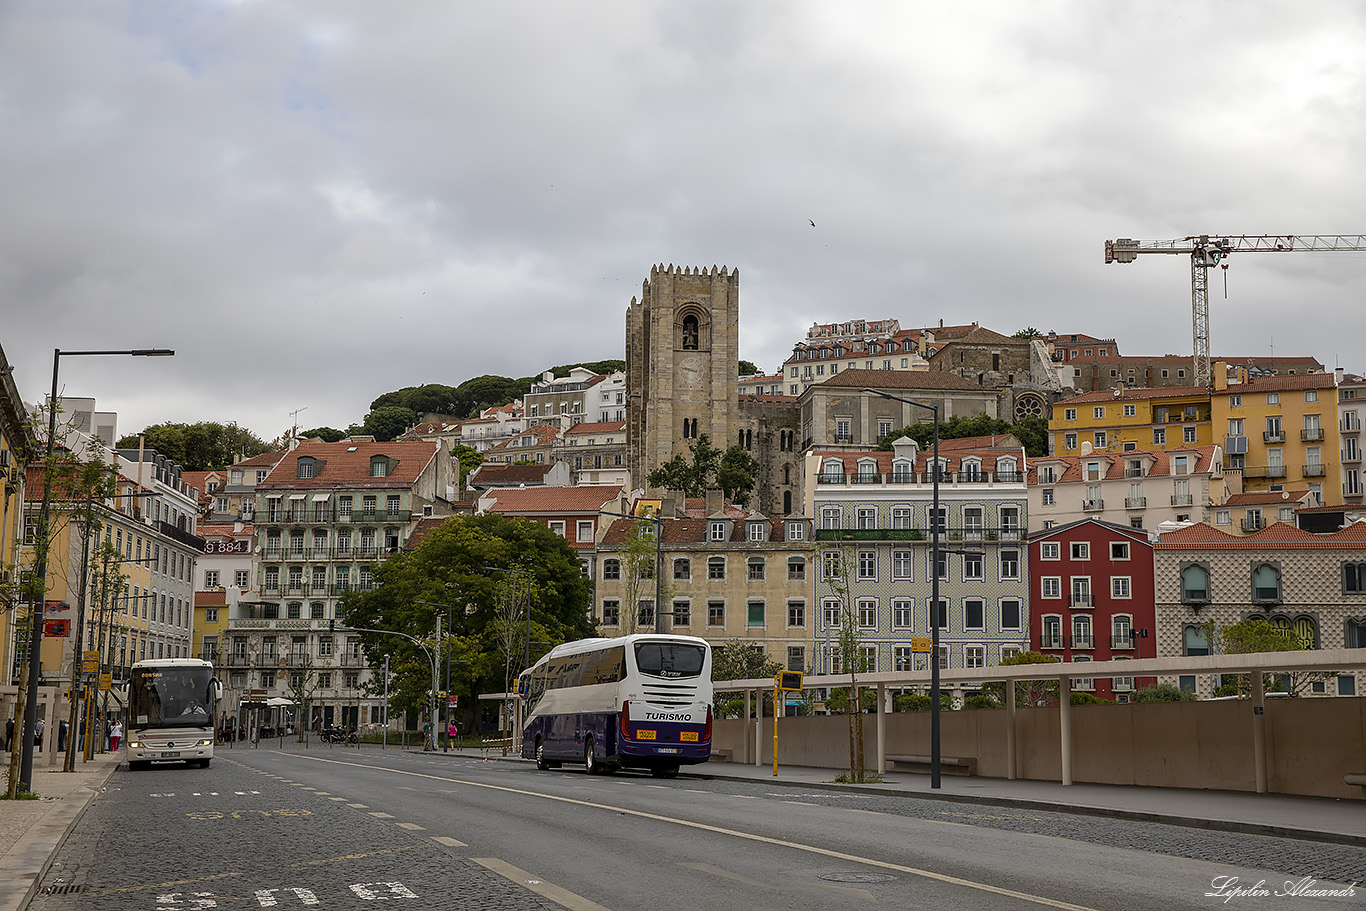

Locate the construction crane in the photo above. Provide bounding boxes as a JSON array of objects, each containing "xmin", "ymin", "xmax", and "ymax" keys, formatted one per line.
[{"xmin": 1104, "ymin": 234, "xmax": 1366, "ymax": 387}]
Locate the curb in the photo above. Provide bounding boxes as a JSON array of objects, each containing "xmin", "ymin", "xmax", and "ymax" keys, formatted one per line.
[
  {"xmin": 693, "ymin": 768, "xmax": 1366, "ymax": 849},
  {"xmin": 2, "ymin": 758, "xmax": 122, "ymax": 911}
]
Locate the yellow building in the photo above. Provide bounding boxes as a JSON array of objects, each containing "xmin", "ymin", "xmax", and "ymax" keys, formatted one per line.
[
  {"xmin": 193, "ymin": 589, "xmax": 229, "ymax": 664},
  {"xmin": 1049, "ymin": 386, "xmax": 1213, "ymax": 456},
  {"xmin": 1211, "ymin": 363, "xmax": 1340, "ymax": 506},
  {"xmin": 0, "ymin": 343, "xmax": 34, "ymax": 697}
]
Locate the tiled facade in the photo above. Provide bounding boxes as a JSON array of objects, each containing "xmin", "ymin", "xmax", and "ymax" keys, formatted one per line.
[
  {"xmin": 806, "ymin": 440, "xmax": 1031, "ymax": 673},
  {"xmin": 1153, "ymin": 522, "xmax": 1366, "ymax": 697}
]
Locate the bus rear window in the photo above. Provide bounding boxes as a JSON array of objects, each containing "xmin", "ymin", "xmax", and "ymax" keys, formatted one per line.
[{"xmin": 633, "ymin": 643, "xmax": 705, "ymax": 678}]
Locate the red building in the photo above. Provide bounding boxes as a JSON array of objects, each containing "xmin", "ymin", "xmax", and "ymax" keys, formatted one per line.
[{"xmin": 1028, "ymin": 518, "xmax": 1157, "ymax": 701}]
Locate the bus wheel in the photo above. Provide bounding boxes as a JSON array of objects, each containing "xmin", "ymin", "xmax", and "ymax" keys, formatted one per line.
[
  {"xmin": 584, "ymin": 738, "xmax": 599, "ymax": 775},
  {"xmin": 199, "ymin": 759, "xmax": 211, "ymax": 769},
  {"xmin": 651, "ymin": 765, "xmax": 679, "ymax": 779},
  {"xmin": 536, "ymin": 740, "xmax": 549, "ymax": 771},
  {"xmin": 128, "ymin": 760, "xmax": 148, "ymax": 771}
]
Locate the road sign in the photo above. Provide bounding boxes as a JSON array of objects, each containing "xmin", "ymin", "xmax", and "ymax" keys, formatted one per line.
[
  {"xmin": 82, "ymin": 651, "xmax": 100, "ymax": 674},
  {"xmin": 775, "ymin": 671, "xmax": 804, "ymax": 692},
  {"xmin": 911, "ymin": 638, "xmax": 933, "ymax": 654},
  {"xmin": 99, "ymin": 673, "xmax": 112, "ymax": 691}
]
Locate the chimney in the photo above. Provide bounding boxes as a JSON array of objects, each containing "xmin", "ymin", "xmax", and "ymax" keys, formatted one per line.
[
  {"xmin": 1336, "ymin": 366, "xmax": 1344, "ymax": 385},
  {"xmin": 705, "ymin": 487, "xmax": 724, "ymax": 515}
]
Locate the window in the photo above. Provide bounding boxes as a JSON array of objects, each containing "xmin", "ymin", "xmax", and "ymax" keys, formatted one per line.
[
  {"xmin": 787, "ymin": 520, "xmax": 805, "ymax": 541},
  {"xmin": 235, "ymin": 569, "xmax": 250, "ymax": 589},
  {"xmin": 1112, "ymin": 577, "xmax": 1131, "ymax": 598},
  {"xmin": 1071, "ymin": 542, "xmax": 1090, "ymax": 560},
  {"xmin": 1065, "ymin": 408, "xmax": 1077, "ymax": 421},
  {"xmin": 894, "ymin": 646, "xmax": 914, "ymax": 671},
  {"xmin": 1042, "ymin": 577, "xmax": 1061, "ymax": 599},
  {"xmin": 787, "ymin": 557, "xmax": 805, "ymax": 581},
  {"xmin": 787, "ymin": 601, "xmax": 805, "ymax": 627},
  {"xmin": 708, "ymin": 557, "xmax": 726, "ymax": 580},
  {"xmin": 1181, "ymin": 564, "xmax": 1210, "ymax": 602},
  {"xmin": 1072, "ymin": 615, "xmax": 1093, "ymax": 649},
  {"xmin": 577, "ymin": 520, "xmax": 594, "ymax": 542},
  {"xmin": 674, "ymin": 558, "xmax": 691, "ymax": 581},
  {"xmin": 1183, "ymin": 625, "xmax": 1210, "ymax": 657},
  {"xmin": 821, "ymin": 551, "xmax": 839, "ymax": 579},
  {"xmin": 963, "ymin": 552, "xmax": 983, "ymax": 580},
  {"xmin": 857, "ymin": 550, "xmax": 876, "ymax": 580},
  {"xmin": 1042, "ymin": 488, "xmax": 1055, "ymax": 506},
  {"xmin": 370, "ymin": 457, "xmax": 389, "ymax": 478},
  {"xmin": 1042, "ymin": 615, "xmax": 1063, "ymax": 649},
  {"xmin": 891, "ymin": 506, "xmax": 912, "ymax": 529},
  {"xmin": 1252, "ymin": 563, "xmax": 1281, "ymax": 602},
  {"xmin": 600, "ymin": 599, "xmax": 621, "ymax": 626},
  {"xmin": 999, "ymin": 549, "xmax": 1020, "ymax": 580},
  {"xmin": 893, "ymin": 599, "xmax": 913, "ymax": 629},
  {"xmin": 787, "ymin": 645, "xmax": 806, "ymax": 672},
  {"xmin": 1041, "ymin": 542, "xmax": 1060, "ymax": 560},
  {"xmin": 1123, "ymin": 404, "xmax": 1136, "ymax": 417},
  {"xmin": 931, "ymin": 598, "xmax": 948, "ymax": 629},
  {"xmin": 1071, "ymin": 577, "xmax": 1092, "ymax": 607},
  {"xmin": 602, "ymin": 559, "xmax": 620, "ymax": 580},
  {"xmin": 747, "ymin": 557, "xmax": 766, "ymax": 581},
  {"xmin": 709, "ymin": 521, "xmax": 727, "ymax": 541},
  {"xmin": 548, "ymin": 521, "xmax": 566, "ymax": 537},
  {"xmin": 1064, "ymin": 433, "xmax": 1077, "ymax": 450},
  {"xmin": 820, "ymin": 506, "xmax": 841, "ymax": 528},
  {"xmin": 964, "ymin": 599, "xmax": 985, "ymax": 630},
  {"xmin": 1266, "ymin": 393, "xmax": 1280, "ymax": 405},
  {"xmin": 1093, "ymin": 431, "xmax": 1107, "ymax": 447},
  {"xmin": 892, "ymin": 550, "xmax": 912, "ymax": 579},
  {"xmin": 205, "ymin": 570, "xmax": 220, "ymax": 588},
  {"xmin": 822, "ymin": 600, "xmax": 842, "ymax": 628},
  {"xmin": 1344, "ymin": 563, "xmax": 1366, "ymax": 593},
  {"xmin": 856, "ymin": 507, "xmax": 876, "ymax": 529},
  {"xmin": 1153, "ymin": 428, "xmax": 1166, "ymax": 445},
  {"xmin": 1000, "ymin": 599, "xmax": 1021, "ymax": 630},
  {"xmin": 857, "ymin": 600, "xmax": 877, "ymax": 628},
  {"xmin": 671, "ymin": 601, "xmax": 691, "ymax": 626},
  {"xmin": 747, "ymin": 601, "xmax": 765, "ymax": 627}
]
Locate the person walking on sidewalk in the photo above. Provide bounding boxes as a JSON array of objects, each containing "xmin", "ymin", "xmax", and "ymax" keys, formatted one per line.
[
  {"xmin": 34, "ymin": 718, "xmax": 44, "ymax": 751},
  {"xmin": 4, "ymin": 716, "xmax": 11, "ymax": 752},
  {"xmin": 110, "ymin": 720, "xmax": 123, "ymax": 752}
]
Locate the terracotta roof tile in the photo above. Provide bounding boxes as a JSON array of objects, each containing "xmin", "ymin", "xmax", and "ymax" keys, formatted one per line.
[
  {"xmin": 818, "ymin": 368, "xmax": 990, "ymax": 391},
  {"xmin": 1156, "ymin": 520, "xmax": 1366, "ymax": 549},
  {"xmin": 1059, "ymin": 386, "xmax": 1208, "ymax": 405},
  {"xmin": 257, "ymin": 439, "xmax": 438, "ymax": 490},
  {"xmin": 565, "ymin": 421, "xmax": 626, "ymax": 436},
  {"xmin": 481, "ymin": 485, "xmax": 623, "ymax": 514}
]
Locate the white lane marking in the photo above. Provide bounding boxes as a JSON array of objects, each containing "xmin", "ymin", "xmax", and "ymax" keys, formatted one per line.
[
  {"xmin": 396, "ymin": 822, "xmax": 426, "ymax": 830},
  {"xmin": 347, "ymin": 803, "xmax": 368, "ymax": 808},
  {"xmin": 329, "ymin": 797, "xmax": 348, "ymax": 801},
  {"xmin": 368, "ymin": 812, "xmax": 395, "ymax": 818},
  {"xmin": 783, "ymin": 801, "xmax": 818, "ymax": 807},
  {"xmin": 433, "ymin": 836, "xmax": 467, "ymax": 847},
  {"xmin": 287, "ymin": 754, "xmax": 1101, "ymax": 911},
  {"xmin": 472, "ymin": 857, "xmax": 613, "ymax": 911}
]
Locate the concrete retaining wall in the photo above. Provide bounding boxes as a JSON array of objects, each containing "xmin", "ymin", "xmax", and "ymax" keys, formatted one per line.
[{"xmin": 714, "ymin": 696, "xmax": 1366, "ymax": 800}]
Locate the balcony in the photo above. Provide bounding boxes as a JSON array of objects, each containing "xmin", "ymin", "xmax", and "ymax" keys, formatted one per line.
[
  {"xmin": 1301, "ymin": 428, "xmax": 1325, "ymax": 442},
  {"xmin": 1040, "ymin": 635, "xmax": 1063, "ymax": 650},
  {"xmin": 1170, "ymin": 494, "xmax": 1194, "ymax": 506},
  {"xmin": 1110, "ymin": 636, "xmax": 1135, "ymax": 650},
  {"xmin": 1070, "ymin": 593, "xmax": 1093, "ymax": 608},
  {"xmin": 813, "ymin": 525, "xmax": 1024, "ymax": 543},
  {"xmin": 1241, "ymin": 466, "xmax": 1286, "ymax": 479},
  {"xmin": 1070, "ymin": 635, "xmax": 1095, "ymax": 649},
  {"xmin": 1124, "ymin": 496, "xmax": 1147, "ymax": 509},
  {"xmin": 1303, "ymin": 463, "xmax": 1327, "ymax": 477},
  {"xmin": 1343, "ymin": 449, "xmax": 1362, "ymax": 464},
  {"xmin": 224, "ymin": 654, "xmax": 251, "ymax": 667},
  {"xmin": 1344, "ymin": 484, "xmax": 1364, "ymax": 500},
  {"xmin": 1082, "ymin": 499, "xmax": 1104, "ymax": 512},
  {"xmin": 340, "ymin": 654, "xmax": 366, "ymax": 667},
  {"xmin": 1263, "ymin": 430, "xmax": 1285, "ymax": 443},
  {"xmin": 1342, "ymin": 417, "xmax": 1361, "ymax": 434}
]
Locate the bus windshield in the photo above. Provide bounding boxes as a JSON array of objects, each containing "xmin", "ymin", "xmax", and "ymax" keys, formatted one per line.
[
  {"xmin": 633, "ymin": 642, "xmax": 705, "ymax": 679},
  {"xmin": 129, "ymin": 666, "xmax": 217, "ymax": 729}
]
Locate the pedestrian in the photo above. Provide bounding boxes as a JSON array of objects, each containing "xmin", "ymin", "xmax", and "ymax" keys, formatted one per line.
[
  {"xmin": 58, "ymin": 720, "xmax": 68, "ymax": 753},
  {"xmin": 448, "ymin": 720, "xmax": 459, "ymax": 745},
  {"xmin": 109, "ymin": 720, "xmax": 123, "ymax": 751},
  {"xmin": 34, "ymin": 718, "xmax": 44, "ymax": 751},
  {"xmin": 4, "ymin": 716, "xmax": 12, "ymax": 752}
]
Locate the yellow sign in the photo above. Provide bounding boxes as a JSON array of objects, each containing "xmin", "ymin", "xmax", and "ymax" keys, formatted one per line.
[
  {"xmin": 99, "ymin": 673, "xmax": 112, "ymax": 690},
  {"xmin": 680, "ymin": 732, "xmax": 699, "ymax": 742},
  {"xmin": 82, "ymin": 651, "xmax": 100, "ymax": 674},
  {"xmin": 911, "ymin": 638, "xmax": 934, "ymax": 654},
  {"xmin": 636, "ymin": 729, "xmax": 657, "ymax": 740}
]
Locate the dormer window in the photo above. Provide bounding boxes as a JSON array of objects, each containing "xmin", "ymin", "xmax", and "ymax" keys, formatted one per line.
[
  {"xmin": 891, "ymin": 459, "xmax": 913, "ymax": 483},
  {"xmin": 709, "ymin": 521, "xmax": 727, "ymax": 542},
  {"xmin": 961, "ymin": 459, "xmax": 982, "ymax": 482},
  {"xmin": 370, "ymin": 456, "xmax": 390, "ymax": 478},
  {"xmin": 821, "ymin": 459, "xmax": 844, "ymax": 482},
  {"xmin": 748, "ymin": 522, "xmax": 766, "ymax": 542},
  {"xmin": 996, "ymin": 458, "xmax": 1018, "ymax": 482},
  {"xmin": 297, "ymin": 458, "xmax": 318, "ymax": 479},
  {"xmin": 855, "ymin": 459, "xmax": 878, "ymax": 482}
]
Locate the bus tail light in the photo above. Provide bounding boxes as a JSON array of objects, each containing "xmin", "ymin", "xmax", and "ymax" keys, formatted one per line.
[
  {"xmin": 620, "ymin": 700, "xmax": 631, "ymax": 740},
  {"xmin": 703, "ymin": 704, "xmax": 713, "ymax": 743}
]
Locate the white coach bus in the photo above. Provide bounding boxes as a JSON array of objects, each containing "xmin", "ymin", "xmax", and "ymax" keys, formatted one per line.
[
  {"xmin": 124, "ymin": 657, "xmax": 223, "ymax": 770},
  {"xmin": 519, "ymin": 634, "xmax": 713, "ymax": 779}
]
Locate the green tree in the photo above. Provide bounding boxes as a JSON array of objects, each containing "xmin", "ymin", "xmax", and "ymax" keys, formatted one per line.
[
  {"xmin": 738, "ymin": 360, "xmax": 760, "ymax": 376},
  {"xmin": 453, "ymin": 445, "xmax": 482, "ymax": 491},
  {"xmin": 711, "ymin": 642, "xmax": 782, "ymax": 719},
  {"xmin": 1011, "ymin": 416, "xmax": 1049, "ymax": 459},
  {"xmin": 362, "ymin": 406, "xmax": 418, "ymax": 442},
  {"xmin": 116, "ymin": 421, "xmax": 270, "ymax": 470},
  {"xmin": 874, "ymin": 412, "xmax": 1047, "ymax": 458},
  {"xmin": 1011, "ymin": 327, "xmax": 1042, "ymax": 339},
  {"xmin": 1201, "ymin": 617, "xmax": 1330, "ymax": 696},
  {"xmin": 980, "ymin": 652, "xmax": 1061, "ymax": 707},
  {"xmin": 1133, "ymin": 682, "xmax": 1196, "ymax": 702},
  {"xmin": 370, "ymin": 384, "xmax": 461, "ymax": 416},
  {"xmin": 646, "ymin": 434, "xmax": 723, "ymax": 497},
  {"xmin": 337, "ymin": 514, "xmax": 594, "ymax": 719},
  {"xmin": 717, "ymin": 446, "xmax": 761, "ymax": 507},
  {"xmin": 611, "ymin": 518, "xmax": 673, "ymax": 636},
  {"xmin": 544, "ymin": 360, "xmax": 625, "ymax": 378},
  {"xmin": 300, "ymin": 427, "xmax": 347, "ymax": 443}
]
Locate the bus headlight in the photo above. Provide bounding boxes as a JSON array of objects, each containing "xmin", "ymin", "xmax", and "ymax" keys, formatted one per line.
[
  {"xmin": 128, "ymin": 741, "xmax": 142, "ymax": 748},
  {"xmin": 197, "ymin": 739, "xmax": 213, "ymax": 746}
]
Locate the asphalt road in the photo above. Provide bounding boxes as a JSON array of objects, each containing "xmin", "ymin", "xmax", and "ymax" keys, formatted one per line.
[{"xmin": 27, "ymin": 746, "xmax": 1365, "ymax": 911}]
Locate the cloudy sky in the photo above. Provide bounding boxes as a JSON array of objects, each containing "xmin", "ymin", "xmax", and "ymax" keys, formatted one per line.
[{"xmin": 4, "ymin": 2, "xmax": 1366, "ymax": 445}]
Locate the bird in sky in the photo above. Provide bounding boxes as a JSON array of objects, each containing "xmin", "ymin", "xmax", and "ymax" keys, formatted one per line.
[{"xmin": 809, "ymin": 219, "xmax": 816, "ymax": 227}]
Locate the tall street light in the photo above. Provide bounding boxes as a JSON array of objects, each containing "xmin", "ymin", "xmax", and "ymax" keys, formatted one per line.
[
  {"xmin": 334, "ymin": 621, "xmax": 438, "ymax": 745},
  {"xmin": 415, "ymin": 600, "xmax": 457, "ymax": 751},
  {"xmin": 599, "ymin": 507, "xmax": 662, "ymax": 633},
  {"xmin": 864, "ymin": 388, "xmax": 945, "ymax": 789},
  {"xmin": 17, "ymin": 347, "xmax": 173, "ymax": 791}
]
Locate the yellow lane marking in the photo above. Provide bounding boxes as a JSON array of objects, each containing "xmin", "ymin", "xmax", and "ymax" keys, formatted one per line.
[
  {"xmin": 284, "ymin": 754, "xmax": 1101, "ymax": 911},
  {"xmin": 472, "ymin": 857, "xmax": 613, "ymax": 911},
  {"xmin": 433, "ymin": 836, "xmax": 468, "ymax": 847}
]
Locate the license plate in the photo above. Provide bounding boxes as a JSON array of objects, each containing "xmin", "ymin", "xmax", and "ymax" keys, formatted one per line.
[
  {"xmin": 657, "ymin": 747, "xmax": 678, "ymax": 754},
  {"xmin": 680, "ymin": 732, "xmax": 699, "ymax": 742},
  {"xmin": 161, "ymin": 751, "xmax": 181, "ymax": 758},
  {"xmin": 636, "ymin": 730, "xmax": 656, "ymax": 740}
]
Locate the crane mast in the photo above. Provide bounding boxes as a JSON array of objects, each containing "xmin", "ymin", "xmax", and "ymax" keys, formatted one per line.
[{"xmin": 1104, "ymin": 234, "xmax": 1366, "ymax": 387}]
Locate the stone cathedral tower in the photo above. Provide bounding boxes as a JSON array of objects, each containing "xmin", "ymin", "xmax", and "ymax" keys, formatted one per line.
[{"xmin": 626, "ymin": 264, "xmax": 741, "ymax": 493}]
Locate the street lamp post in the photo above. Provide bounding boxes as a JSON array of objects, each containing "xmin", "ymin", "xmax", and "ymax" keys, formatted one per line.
[
  {"xmin": 415, "ymin": 600, "xmax": 456, "ymax": 750},
  {"xmin": 14, "ymin": 347, "xmax": 172, "ymax": 794},
  {"xmin": 598, "ymin": 508, "xmax": 662, "ymax": 633},
  {"xmin": 333, "ymin": 622, "xmax": 438, "ymax": 747},
  {"xmin": 864, "ymin": 388, "xmax": 945, "ymax": 789}
]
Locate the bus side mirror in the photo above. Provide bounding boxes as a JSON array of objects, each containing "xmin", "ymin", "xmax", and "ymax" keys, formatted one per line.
[{"xmin": 211, "ymin": 679, "xmax": 224, "ymax": 700}]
